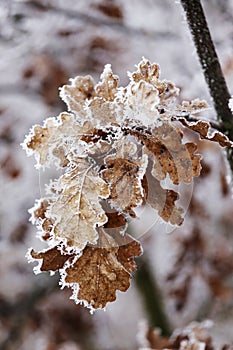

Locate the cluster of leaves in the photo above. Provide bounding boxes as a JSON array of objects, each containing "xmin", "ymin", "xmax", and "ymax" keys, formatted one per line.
[{"xmin": 23, "ymin": 59, "xmax": 232, "ymax": 310}]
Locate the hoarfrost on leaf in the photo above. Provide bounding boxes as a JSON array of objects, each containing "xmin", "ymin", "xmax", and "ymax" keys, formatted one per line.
[
  {"xmin": 64, "ymin": 229, "xmax": 142, "ymax": 310},
  {"xmin": 45, "ymin": 156, "xmax": 109, "ymax": 251},
  {"xmin": 22, "ymin": 58, "xmax": 233, "ymax": 310}
]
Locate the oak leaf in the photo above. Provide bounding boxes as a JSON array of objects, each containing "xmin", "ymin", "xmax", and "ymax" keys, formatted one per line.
[
  {"xmin": 176, "ymin": 117, "xmax": 233, "ymax": 147},
  {"xmin": 131, "ymin": 122, "xmax": 201, "ymax": 185},
  {"xmin": 30, "ymin": 246, "xmax": 75, "ymax": 273},
  {"xmin": 60, "ymin": 76, "xmax": 96, "ymax": 119},
  {"xmin": 23, "ymin": 58, "xmax": 233, "ymax": 310},
  {"xmin": 64, "ymin": 229, "xmax": 142, "ymax": 309},
  {"xmin": 102, "ymin": 154, "xmax": 148, "ymax": 216},
  {"xmin": 45, "ymin": 157, "xmax": 109, "ymax": 251},
  {"xmin": 24, "ymin": 113, "xmax": 93, "ymax": 168},
  {"xmin": 145, "ymin": 165, "xmax": 184, "ymax": 226}
]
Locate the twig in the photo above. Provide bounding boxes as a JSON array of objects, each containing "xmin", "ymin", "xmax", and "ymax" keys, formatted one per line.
[
  {"xmin": 180, "ymin": 0, "xmax": 232, "ymax": 130},
  {"xmin": 135, "ymin": 257, "xmax": 171, "ymax": 336},
  {"xmin": 180, "ymin": 0, "xmax": 233, "ymax": 170}
]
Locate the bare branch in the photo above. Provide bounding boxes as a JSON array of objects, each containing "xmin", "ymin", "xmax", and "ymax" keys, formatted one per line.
[
  {"xmin": 180, "ymin": 0, "xmax": 233, "ymax": 140},
  {"xmin": 19, "ymin": 0, "xmax": 178, "ymax": 40}
]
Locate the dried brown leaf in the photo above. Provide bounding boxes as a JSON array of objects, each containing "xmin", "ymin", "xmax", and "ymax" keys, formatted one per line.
[
  {"xmin": 60, "ymin": 76, "xmax": 96, "ymax": 118},
  {"xmin": 117, "ymin": 237, "xmax": 143, "ymax": 273},
  {"xmin": 32, "ymin": 198, "xmax": 51, "ymax": 222},
  {"xmin": 31, "ymin": 246, "xmax": 74, "ymax": 272},
  {"xmin": 88, "ymin": 98, "xmax": 118, "ymax": 128},
  {"xmin": 175, "ymin": 99, "xmax": 209, "ymax": 115},
  {"xmin": 145, "ymin": 167, "xmax": 184, "ymax": 226},
  {"xmin": 130, "ymin": 58, "xmax": 179, "ymax": 102},
  {"xmin": 177, "ymin": 117, "xmax": 232, "ymax": 147},
  {"xmin": 131, "ymin": 122, "xmax": 201, "ymax": 185},
  {"xmin": 95, "ymin": 64, "xmax": 119, "ymax": 101},
  {"xmin": 25, "ymin": 113, "xmax": 94, "ymax": 167},
  {"xmin": 104, "ymin": 211, "xmax": 127, "ymax": 230},
  {"xmin": 102, "ymin": 153, "xmax": 147, "ymax": 216},
  {"xmin": 64, "ymin": 229, "xmax": 131, "ymax": 309}
]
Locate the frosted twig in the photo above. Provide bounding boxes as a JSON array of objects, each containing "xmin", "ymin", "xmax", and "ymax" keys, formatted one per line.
[{"xmin": 180, "ymin": 0, "xmax": 233, "ymax": 139}]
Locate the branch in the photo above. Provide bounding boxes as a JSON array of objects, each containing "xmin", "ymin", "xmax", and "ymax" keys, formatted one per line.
[
  {"xmin": 20, "ymin": 0, "xmax": 177, "ymax": 41},
  {"xmin": 135, "ymin": 257, "xmax": 171, "ymax": 336},
  {"xmin": 180, "ymin": 0, "xmax": 233, "ymax": 140}
]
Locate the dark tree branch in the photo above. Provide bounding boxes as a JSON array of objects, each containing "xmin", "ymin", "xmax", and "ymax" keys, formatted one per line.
[{"xmin": 180, "ymin": 0, "xmax": 233, "ymax": 140}]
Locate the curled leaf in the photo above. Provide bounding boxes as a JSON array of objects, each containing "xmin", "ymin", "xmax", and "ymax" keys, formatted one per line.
[
  {"xmin": 30, "ymin": 246, "xmax": 74, "ymax": 273},
  {"xmin": 145, "ymin": 167, "xmax": 184, "ymax": 226},
  {"xmin": 176, "ymin": 117, "xmax": 233, "ymax": 147}
]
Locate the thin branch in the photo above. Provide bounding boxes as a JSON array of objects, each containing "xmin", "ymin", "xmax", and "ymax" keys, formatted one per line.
[
  {"xmin": 18, "ymin": 0, "xmax": 178, "ymax": 41},
  {"xmin": 135, "ymin": 257, "xmax": 171, "ymax": 336},
  {"xmin": 180, "ymin": 0, "xmax": 233, "ymax": 140}
]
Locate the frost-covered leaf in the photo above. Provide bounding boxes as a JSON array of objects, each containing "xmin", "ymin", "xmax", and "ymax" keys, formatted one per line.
[
  {"xmin": 30, "ymin": 246, "xmax": 74, "ymax": 273},
  {"xmin": 23, "ymin": 57, "xmax": 231, "ymax": 310},
  {"xmin": 174, "ymin": 99, "xmax": 209, "ymax": 115},
  {"xmin": 44, "ymin": 157, "xmax": 109, "ymax": 251},
  {"xmin": 122, "ymin": 80, "xmax": 160, "ymax": 127},
  {"xmin": 64, "ymin": 229, "xmax": 142, "ymax": 309},
  {"xmin": 130, "ymin": 58, "xmax": 179, "ymax": 104},
  {"xmin": 137, "ymin": 320, "xmax": 219, "ymax": 350},
  {"xmin": 60, "ymin": 76, "xmax": 96, "ymax": 119},
  {"xmin": 176, "ymin": 117, "xmax": 233, "ymax": 147},
  {"xmin": 94, "ymin": 64, "xmax": 119, "ymax": 101},
  {"xmin": 145, "ymin": 166, "xmax": 184, "ymax": 226},
  {"xmin": 23, "ymin": 113, "xmax": 94, "ymax": 168},
  {"xmin": 132, "ymin": 122, "xmax": 201, "ymax": 185},
  {"xmin": 61, "ymin": 65, "xmax": 120, "ymax": 129},
  {"xmin": 117, "ymin": 236, "xmax": 143, "ymax": 273},
  {"xmin": 102, "ymin": 152, "xmax": 148, "ymax": 216},
  {"xmin": 30, "ymin": 198, "xmax": 51, "ymax": 224}
]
